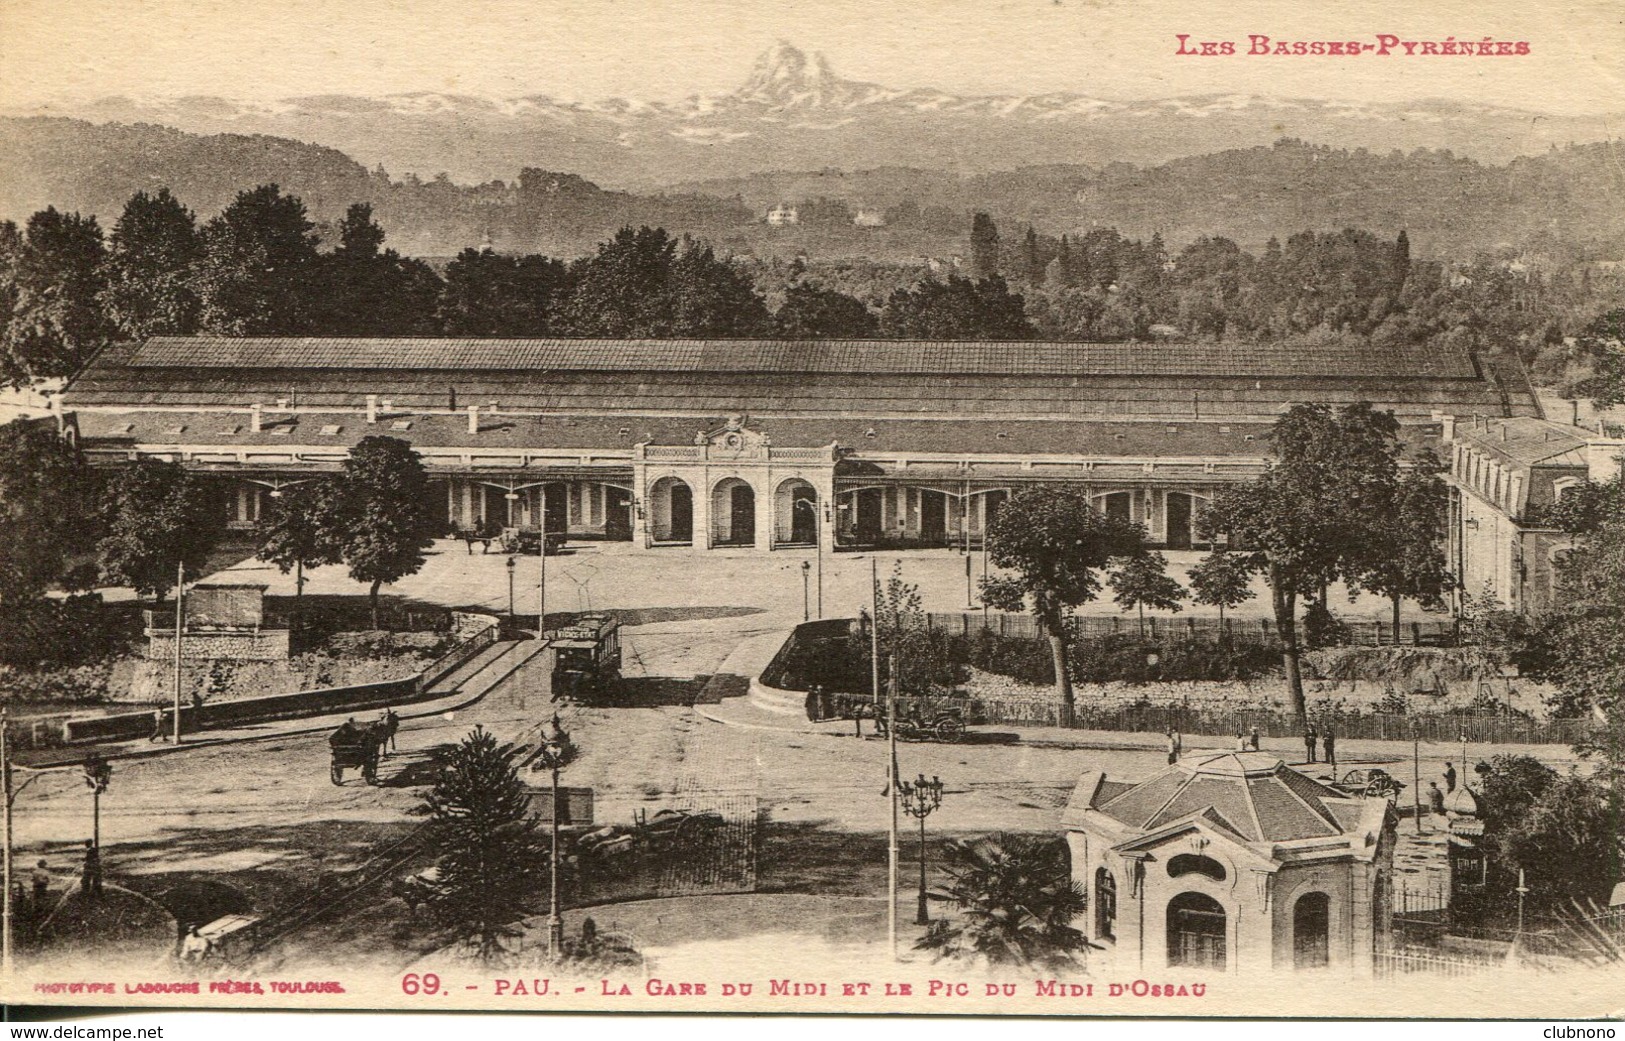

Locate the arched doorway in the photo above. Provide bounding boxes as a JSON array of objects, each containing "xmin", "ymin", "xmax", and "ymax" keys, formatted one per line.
[
  {"xmin": 650, "ymin": 477, "xmax": 693, "ymax": 544},
  {"xmin": 1167, "ymin": 892, "xmax": 1227, "ymax": 969},
  {"xmin": 1094, "ymin": 868, "xmax": 1118, "ymax": 942},
  {"xmin": 1293, "ymin": 892, "xmax": 1330, "ymax": 969},
  {"xmin": 1165, "ymin": 491, "xmax": 1195, "ymax": 550},
  {"xmin": 775, "ymin": 479, "xmax": 818, "ymax": 546},
  {"xmin": 542, "ymin": 482, "xmax": 568, "ymax": 534},
  {"xmin": 1100, "ymin": 491, "xmax": 1132, "ymax": 525},
  {"xmin": 712, "ymin": 478, "xmax": 756, "ymax": 547}
]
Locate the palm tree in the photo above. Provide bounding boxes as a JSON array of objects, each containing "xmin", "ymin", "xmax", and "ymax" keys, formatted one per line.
[{"xmin": 915, "ymin": 834, "xmax": 1090, "ymax": 970}]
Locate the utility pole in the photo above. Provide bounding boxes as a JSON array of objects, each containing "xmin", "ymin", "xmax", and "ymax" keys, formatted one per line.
[
  {"xmin": 1413, "ymin": 725, "xmax": 1423, "ymax": 834},
  {"xmin": 887, "ymin": 655, "xmax": 899, "ymax": 961},
  {"xmin": 869, "ymin": 557, "xmax": 881, "ymax": 706},
  {"xmin": 173, "ymin": 560, "xmax": 185, "ymax": 744},
  {"xmin": 538, "ymin": 486, "xmax": 548, "ymax": 634},
  {"xmin": 816, "ymin": 502, "xmax": 824, "ymax": 620},
  {"xmin": 2, "ymin": 709, "xmax": 13, "ymax": 975}
]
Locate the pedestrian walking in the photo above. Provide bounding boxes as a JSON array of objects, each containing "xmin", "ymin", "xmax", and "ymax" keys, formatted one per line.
[
  {"xmin": 1304, "ymin": 724, "xmax": 1318, "ymax": 763},
  {"xmin": 1443, "ymin": 761, "xmax": 1457, "ymax": 793},
  {"xmin": 1166, "ymin": 729, "xmax": 1178, "ymax": 765},
  {"xmin": 1249, "ymin": 726, "xmax": 1261, "ymax": 751},
  {"xmin": 31, "ymin": 859, "xmax": 50, "ymax": 909},
  {"xmin": 1427, "ymin": 781, "xmax": 1446, "ymax": 814},
  {"xmin": 1323, "ymin": 728, "xmax": 1336, "ymax": 770},
  {"xmin": 1235, "ymin": 730, "xmax": 1247, "ymax": 751},
  {"xmin": 149, "ymin": 705, "xmax": 167, "ymax": 743},
  {"xmin": 180, "ymin": 925, "xmax": 212, "ymax": 963},
  {"xmin": 1173, "ymin": 729, "xmax": 1183, "ymax": 760},
  {"xmin": 382, "ymin": 707, "xmax": 400, "ymax": 752},
  {"xmin": 80, "ymin": 839, "xmax": 102, "ymax": 898}
]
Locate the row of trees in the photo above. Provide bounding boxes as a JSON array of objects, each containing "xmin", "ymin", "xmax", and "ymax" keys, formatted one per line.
[
  {"xmin": 970, "ymin": 211, "xmax": 1625, "ymax": 379},
  {"xmin": 979, "ymin": 403, "xmax": 1454, "ymax": 722},
  {"xmin": 0, "ymin": 421, "xmax": 436, "ymax": 659},
  {"xmin": 0, "ymin": 186, "xmax": 1040, "ymax": 387}
]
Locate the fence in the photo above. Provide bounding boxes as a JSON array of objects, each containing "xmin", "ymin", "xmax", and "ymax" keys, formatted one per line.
[
  {"xmin": 1374, "ymin": 948, "xmax": 1498, "ymax": 978},
  {"xmin": 924, "ymin": 612, "xmax": 1458, "ymax": 648},
  {"xmin": 963, "ymin": 700, "xmax": 1590, "ymax": 745}
]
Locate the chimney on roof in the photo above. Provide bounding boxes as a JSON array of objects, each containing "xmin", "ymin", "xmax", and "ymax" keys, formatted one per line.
[
  {"xmin": 468, "ymin": 404, "xmax": 479, "ymax": 434},
  {"xmin": 250, "ymin": 403, "xmax": 262, "ymax": 433},
  {"xmin": 366, "ymin": 395, "xmax": 378, "ymax": 424}
]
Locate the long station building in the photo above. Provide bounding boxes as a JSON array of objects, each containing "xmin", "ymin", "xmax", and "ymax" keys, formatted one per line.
[{"xmin": 57, "ymin": 335, "xmax": 1542, "ymax": 553}]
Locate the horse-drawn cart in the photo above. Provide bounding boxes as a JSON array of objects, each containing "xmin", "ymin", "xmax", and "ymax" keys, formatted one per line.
[{"xmin": 328, "ymin": 721, "xmax": 384, "ymax": 785}]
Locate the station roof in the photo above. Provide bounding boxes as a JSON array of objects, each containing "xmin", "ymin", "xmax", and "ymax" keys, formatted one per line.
[
  {"xmin": 62, "ymin": 336, "xmax": 1542, "ymax": 426},
  {"xmin": 1456, "ymin": 416, "xmax": 1591, "ymax": 469}
]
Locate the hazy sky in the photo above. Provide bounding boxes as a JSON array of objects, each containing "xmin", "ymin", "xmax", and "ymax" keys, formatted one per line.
[{"xmin": 2, "ymin": 0, "xmax": 1621, "ymax": 114}]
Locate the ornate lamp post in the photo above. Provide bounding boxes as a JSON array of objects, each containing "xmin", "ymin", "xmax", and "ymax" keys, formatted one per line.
[
  {"xmin": 82, "ymin": 755, "xmax": 112, "ymax": 852},
  {"xmin": 536, "ymin": 713, "xmax": 579, "ymax": 958},
  {"xmin": 897, "ymin": 773, "xmax": 945, "ymax": 925},
  {"xmin": 505, "ymin": 555, "xmax": 516, "ymax": 620},
  {"xmin": 800, "ymin": 560, "xmax": 811, "ymax": 622}
]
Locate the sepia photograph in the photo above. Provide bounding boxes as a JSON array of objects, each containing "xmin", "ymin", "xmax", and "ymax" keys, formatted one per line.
[{"xmin": 0, "ymin": 0, "xmax": 1620, "ymax": 1022}]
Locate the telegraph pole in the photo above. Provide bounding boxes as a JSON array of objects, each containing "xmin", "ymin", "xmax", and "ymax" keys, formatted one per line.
[
  {"xmin": 887, "ymin": 656, "xmax": 899, "ymax": 960},
  {"xmin": 2, "ymin": 709, "xmax": 13, "ymax": 974},
  {"xmin": 869, "ymin": 557, "xmax": 881, "ymax": 706},
  {"xmin": 173, "ymin": 560, "xmax": 185, "ymax": 744}
]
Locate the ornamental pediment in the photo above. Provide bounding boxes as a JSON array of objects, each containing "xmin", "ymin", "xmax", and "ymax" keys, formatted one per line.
[{"xmin": 695, "ymin": 414, "xmax": 772, "ymax": 460}]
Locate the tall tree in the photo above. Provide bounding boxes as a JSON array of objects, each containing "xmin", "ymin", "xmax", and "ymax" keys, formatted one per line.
[
  {"xmin": 329, "ymin": 435, "xmax": 437, "ymax": 629},
  {"xmin": 438, "ymin": 248, "xmax": 570, "ymax": 336},
  {"xmin": 969, "ymin": 212, "xmax": 1000, "ymax": 281},
  {"xmin": 1108, "ymin": 552, "xmax": 1187, "ymax": 638},
  {"xmin": 96, "ymin": 459, "xmax": 221, "ymax": 599},
  {"xmin": 879, "ymin": 275, "xmax": 1034, "ymax": 341},
  {"xmin": 255, "ymin": 479, "xmax": 345, "ymax": 610},
  {"xmin": 560, "ymin": 227, "xmax": 768, "ymax": 337},
  {"xmin": 98, "ymin": 188, "xmax": 202, "ymax": 341},
  {"xmin": 1572, "ymin": 307, "xmax": 1625, "ymax": 410},
  {"xmin": 0, "ymin": 419, "xmax": 97, "ymax": 603},
  {"xmin": 980, "ymin": 486, "xmax": 1146, "ymax": 720},
  {"xmin": 915, "ymin": 835, "xmax": 1088, "ymax": 970},
  {"xmin": 1187, "ymin": 549, "xmax": 1257, "ymax": 627},
  {"xmin": 420, "ymin": 726, "xmax": 542, "ymax": 961},
  {"xmin": 1201, "ymin": 403, "xmax": 1402, "ymax": 720},
  {"xmin": 0, "ymin": 208, "xmax": 109, "ymax": 387},
  {"xmin": 773, "ymin": 282, "xmax": 878, "ymax": 338},
  {"xmin": 312, "ymin": 203, "xmax": 443, "ymax": 335},
  {"xmin": 192, "ymin": 184, "xmax": 321, "ymax": 335},
  {"xmin": 1354, "ymin": 449, "xmax": 1454, "ymax": 642},
  {"xmin": 1020, "ymin": 227, "xmax": 1045, "ymax": 286}
]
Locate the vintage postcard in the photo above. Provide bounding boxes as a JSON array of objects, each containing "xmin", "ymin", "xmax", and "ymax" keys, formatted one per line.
[{"xmin": 0, "ymin": 0, "xmax": 1622, "ymax": 1021}]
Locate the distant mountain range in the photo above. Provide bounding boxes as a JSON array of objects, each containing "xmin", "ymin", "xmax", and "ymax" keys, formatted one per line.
[
  {"xmin": 2, "ymin": 42, "xmax": 1623, "ymax": 261},
  {"xmin": 9, "ymin": 41, "xmax": 1621, "ymax": 190}
]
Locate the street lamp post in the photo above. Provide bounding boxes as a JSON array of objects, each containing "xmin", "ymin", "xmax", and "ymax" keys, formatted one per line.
[
  {"xmin": 83, "ymin": 755, "xmax": 112, "ymax": 853},
  {"xmin": 898, "ymin": 773, "xmax": 945, "ymax": 925},
  {"xmin": 536, "ymin": 714, "xmax": 578, "ymax": 958},
  {"xmin": 505, "ymin": 555, "xmax": 516, "ymax": 620},
  {"xmin": 794, "ymin": 498, "xmax": 824, "ymax": 619},
  {"xmin": 800, "ymin": 561, "xmax": 811, "ymax": 622}
]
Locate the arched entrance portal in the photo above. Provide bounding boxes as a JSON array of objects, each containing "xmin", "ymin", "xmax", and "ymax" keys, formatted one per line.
[
  {"xmin": 1094, "ymin": 868, "xmax": 1118, "ymax": 942},
  {"xmin": 1293, "ymin": 891, "xmax": 1330, "ymax": 969},
  {"xmin": 1100, "ymin": 491, "xmax": 1132, "ymax": 525},
  {"xmin": 712, "ymin": 478, "xmax": 756, "ymax": 547},
  {"xmin": 1167, "ymin": 892, "xmax": 1227, "ymax": 969},
  {"xmin": 1165, "ymin": 491, "xmax": 1196, "ymax": 550},
  {"xmin": 650, "ymin": 477, "xmax": 694, "ymax": 544},
  {"xmin": 775, "ymin": 479, "xmax": 818, "ymax": 546},
  {"xmin": 542, "ymin": 482, "xmax": 568, "ymax": 534}
]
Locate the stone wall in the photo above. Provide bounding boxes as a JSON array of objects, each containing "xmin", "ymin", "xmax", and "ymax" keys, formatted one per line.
[{"xmin": 144, "ymin": 629, "xmax": 290, "ymax": 661}]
